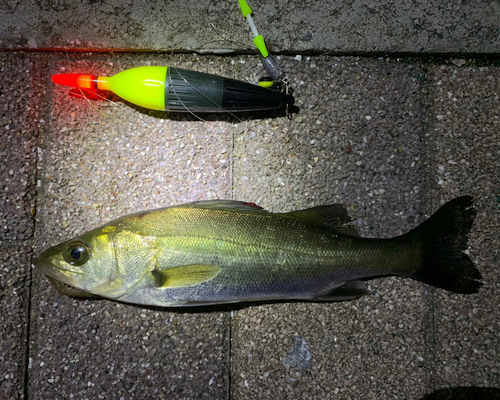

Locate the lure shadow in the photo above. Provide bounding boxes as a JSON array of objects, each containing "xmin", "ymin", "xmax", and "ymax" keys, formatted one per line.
[
  {"xmin": 127, "ymin": 101, "xmax": 300, "ymax": 123},
  {"xmin": 69, "ymin": 88, "xmax": 300, "ymax": 122}
]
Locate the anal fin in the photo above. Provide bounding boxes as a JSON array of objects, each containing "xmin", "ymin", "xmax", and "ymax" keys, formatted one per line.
[{"xmin": 313, "ymin": 280, "xmax": 370, "ymax": 301}]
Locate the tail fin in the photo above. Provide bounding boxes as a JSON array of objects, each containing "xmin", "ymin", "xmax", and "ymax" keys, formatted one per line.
[{"xmin": 408, "ymin": 196, "xmax": 482, "ymax": 294}]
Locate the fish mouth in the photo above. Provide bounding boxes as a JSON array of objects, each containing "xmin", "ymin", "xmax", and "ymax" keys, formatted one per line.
[{"xmin": 32, "ymin": 256, "xmax": 81, "ymax": 287}]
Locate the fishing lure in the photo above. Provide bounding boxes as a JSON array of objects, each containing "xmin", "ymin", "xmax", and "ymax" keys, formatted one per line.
[
  {"xmin": 52, "ymin": 1, "xmax": 294, "ymax": 115},
  {"xmin": 52, "ymin": 66, "xmax": 294, "ymax": 113}
]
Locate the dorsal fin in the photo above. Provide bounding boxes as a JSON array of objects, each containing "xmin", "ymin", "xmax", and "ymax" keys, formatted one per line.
[
  {"xmin": 279, "ymin": 204, "xmax": 359, "ymax": 237},
  {"xmin": 183, "ymin": 201, "xmax": 359, "ymax": 236},
  {"xmin": 179, "ymin": 200, "xmax": 269, "ymax": 214}
]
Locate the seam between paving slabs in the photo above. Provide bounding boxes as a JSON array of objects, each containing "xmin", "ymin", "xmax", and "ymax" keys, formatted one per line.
[
  {"xmin": 23, "ymin": 251, "xmax": 33, "ymax": 400},
  {"xmin": 419, "ymin": 62, "xmax": 438, "ymax": 396},
  {"xmin": 404, "ymin": 58, "xmax": 438, "ymax": 393},
  {"xmin": 420, "ymin": 60, "xmax": 465, "ymax": 395},
  {"xmin": 228, "ymin": 114, "xmax": 236, "ymax": 400},
  {"xmin": 25, "ymin": 52, "xmax": 51, "ymax": 400},
  {"xmin": 0, "ymin": 239, "xmax": 34, "ymax": 399},
  {"xmin": 228, "ymin": 311, "xmax": 233, "ymax": 400},
  {"xmin": 23, "ymin": 52, "xmax": 45, "ymax": 400}
]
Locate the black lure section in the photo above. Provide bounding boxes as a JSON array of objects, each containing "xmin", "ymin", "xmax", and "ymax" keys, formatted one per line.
[{"xmin": 165, "ymin": 67, "xmax": 294, "ymax": 112}]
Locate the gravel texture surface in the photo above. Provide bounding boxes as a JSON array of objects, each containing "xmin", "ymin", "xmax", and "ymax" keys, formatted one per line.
[{"xmin": 0, "ymin": 53, "xmax": 39, "ymax": 240}]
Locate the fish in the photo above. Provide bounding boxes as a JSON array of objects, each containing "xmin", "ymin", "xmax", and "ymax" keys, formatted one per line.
[{"xmin": 32, "ymin": 196, "xmax": 482, "ymax": 307}]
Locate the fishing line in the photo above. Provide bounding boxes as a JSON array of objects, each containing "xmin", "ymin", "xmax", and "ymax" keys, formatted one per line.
[
  {"xmin": 59, "ymin": 48, "xmax": 124, "ymax": 124},
  {"xmin": 170, "ymin": 66, "xmax": 246, "ymax": 123},
  {"xmin": 75, "ymin": 87, "xmax": 124, "ymax": 123},
  {"xmin": 204, "ymin": 0, "xmax": 250, "ymax": 51},
  {"xmin": 168, "ymin": 71, "xmax": 208, "ymax": 122}
]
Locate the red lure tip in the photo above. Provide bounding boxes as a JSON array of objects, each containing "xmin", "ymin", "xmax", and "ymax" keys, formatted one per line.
[
  {"xmin": 51, "ymin": 74, "xmax": 97, "ymax": 90},
  {"xmin": 51, "ymin": 74, "xmax": 81, "ymax": 87}
]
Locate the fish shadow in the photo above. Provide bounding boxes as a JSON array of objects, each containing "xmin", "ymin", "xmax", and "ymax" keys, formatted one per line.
[
  {"xmin": 68, "ymin": 296, "xmax": 362, "ymax": 314},
  {"xmin": 420, "ymin": 387, "xmax": 500, "ymax": 400}
]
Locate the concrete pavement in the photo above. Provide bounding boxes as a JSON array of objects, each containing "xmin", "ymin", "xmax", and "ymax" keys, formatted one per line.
[{"xmin": 1, "ymin": 0, "xmax": 499, "ymax": 54}]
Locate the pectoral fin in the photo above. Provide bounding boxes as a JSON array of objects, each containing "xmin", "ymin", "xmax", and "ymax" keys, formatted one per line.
[{"xmin": 151, "ymin": 264, "xmax": 221, "ymax": 289}]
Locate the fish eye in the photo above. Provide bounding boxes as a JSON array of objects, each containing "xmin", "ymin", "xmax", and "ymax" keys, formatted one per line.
[{"xmin": 64, "ymin": 242, "xmax": 90, "ymax": 266}]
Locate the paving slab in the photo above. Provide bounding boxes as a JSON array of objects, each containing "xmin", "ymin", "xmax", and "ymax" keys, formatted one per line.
[
  {"xmin": 232, "ymin": 56, "xmax": 433, "ymax": 399},
  {"xmin": 6, "ymin": 49, "xmax": 498, "ymax": 400},
  {"xmin": 0, "ymin": 53, "xmax": 39, "ymax": 240},
  {"xmin": 1, "ymin": 0, "xmax": 499, "ymax": 54},
  {"xmin": 0, "ymin": 245, "xmax": 31, "ymax": 400},
  {"xmin": 427, "ymin": 65, "xmax": 500, "ymax": 389},
  {"xmin": 29, "ymin": 53, "xmax": 239, "ymax": 399}
]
